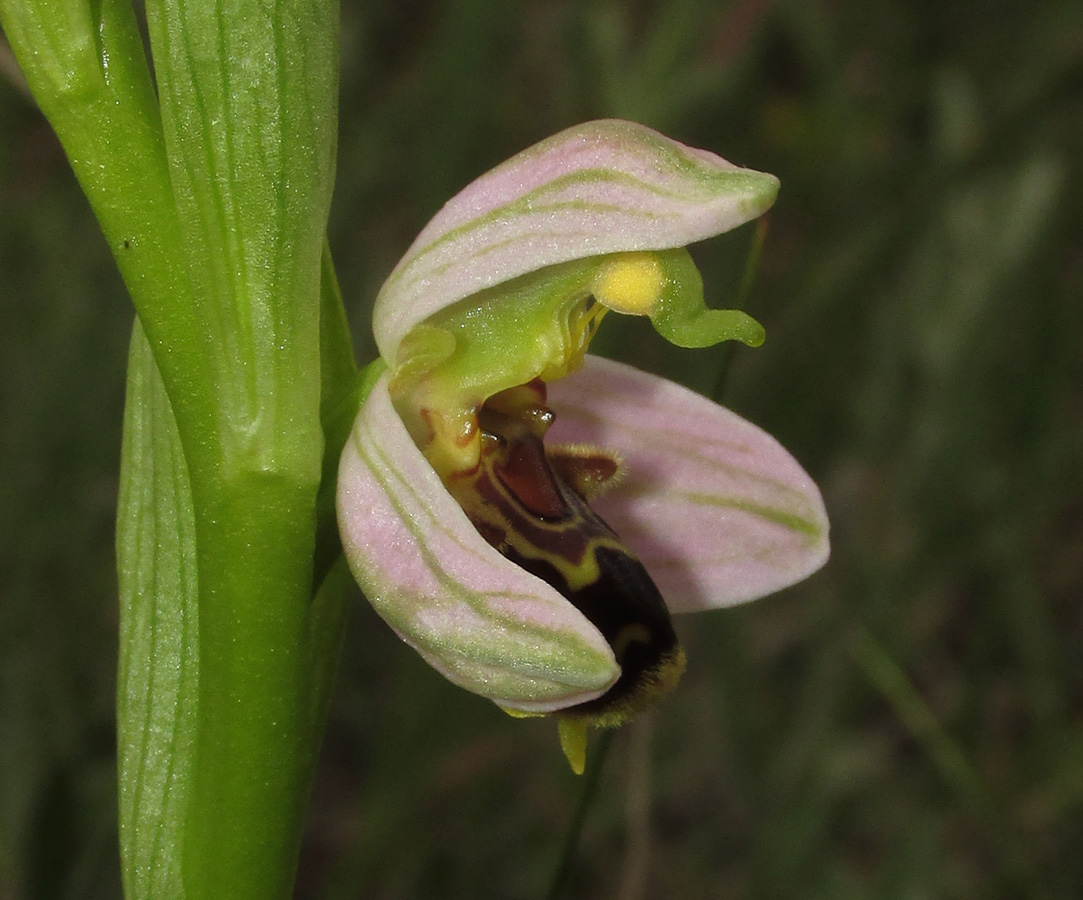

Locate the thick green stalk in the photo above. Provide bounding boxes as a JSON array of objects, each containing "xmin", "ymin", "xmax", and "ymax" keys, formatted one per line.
[
  {"xmin": 0, "ymin": 0, "xmax": 218, "ymax": 452},
  {"xmin": 2, "ymin": 0, "xmax": 351, "ymax": 897},
  {"xmin": 140, "ymin": 1, "xmax": 341, "ymax": 897}
]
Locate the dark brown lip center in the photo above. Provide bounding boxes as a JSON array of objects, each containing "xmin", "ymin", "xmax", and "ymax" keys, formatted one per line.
[{"xmin": 442, "ymin": 380, "xmax": 682, "ymax": 722}]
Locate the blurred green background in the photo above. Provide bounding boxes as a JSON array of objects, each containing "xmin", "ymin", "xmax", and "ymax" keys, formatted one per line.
[{"xmin": 2, "ymin": 1, "xmax": 1082, "ymax": 897}]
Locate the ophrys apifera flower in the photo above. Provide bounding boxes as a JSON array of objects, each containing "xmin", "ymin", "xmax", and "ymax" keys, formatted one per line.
[{"xmin": 337, "ymin": 120, "xmax": 829, "ymax": 772}]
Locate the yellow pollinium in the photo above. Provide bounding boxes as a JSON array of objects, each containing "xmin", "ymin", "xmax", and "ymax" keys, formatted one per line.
[{"xmin": 592, "ymin": 252, "xmax": 665, "ymax": 316}]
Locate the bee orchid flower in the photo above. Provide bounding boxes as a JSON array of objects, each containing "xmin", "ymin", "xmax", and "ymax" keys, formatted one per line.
[{"xmin": 337, "ymin": 120, "xmax": 829, "ymax": 772}]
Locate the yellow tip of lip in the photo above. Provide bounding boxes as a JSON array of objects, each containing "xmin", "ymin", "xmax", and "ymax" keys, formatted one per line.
[
  {"xmin": 558, "ymin": 718, "xmax": 589, "ymax": 775},
  {"xmin": 592, "ymin": 252, "xmax": 664, "ymax": 316}
]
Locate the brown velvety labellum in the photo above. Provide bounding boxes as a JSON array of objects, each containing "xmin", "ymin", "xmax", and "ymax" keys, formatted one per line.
[{"xmin": 445, "ymin": 381, "xmax": 684, "ymax": 724}]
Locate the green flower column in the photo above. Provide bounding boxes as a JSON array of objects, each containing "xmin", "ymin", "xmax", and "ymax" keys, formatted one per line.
[{"xmin": 0, "ymin": 2, "xmax": 354, "ymax": 899}]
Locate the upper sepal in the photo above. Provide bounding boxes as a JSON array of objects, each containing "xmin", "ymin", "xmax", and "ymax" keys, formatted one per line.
[
  {"xmin": 547, "ymin": 356, "xmax": 829, "ymax": 612},
  {"xmin": 374, "ymin": 119, "xmax": 779, "ymax": 363},
  {"xmin": 337, "ymin": 371, "xmax": 619, "ymax": 712}
]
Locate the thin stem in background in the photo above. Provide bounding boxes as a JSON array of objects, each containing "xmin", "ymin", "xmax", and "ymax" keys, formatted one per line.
[
  {"xmin": 546, "ymin": 728, "xmax": 616, "ymax": 900},
  {"xmin": 734, "ymin": 215, "xmax": 769, "ymax": 313},
  {"xmin": 712, "ymin": 215, "xmax": 769, "ymax": 404},
  {"xmin": 546, "ymin": 234, "xmax": 765, "ymax": 895},
  {"xmin": 617, "ymin": 716, "xmax": 654, "ymax": 900},
  {"xmin": 849, "ymin": 628, "xmax": 990, "ymax": 808},
  {"xmin": 848, "ymin": 626, "xmax": 1041, "ymax": 896}
]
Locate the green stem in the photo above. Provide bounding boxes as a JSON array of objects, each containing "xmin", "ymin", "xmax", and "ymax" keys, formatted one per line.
[
  {"xmin": 182, "ymin": 483, "xmax": 321, "ymax": 899},
  {"xmin": 850, "ymin": 628, "xmax": 992, "ymax": 811},
  {"xmin": 0, "ymin": 0, "xmax": 219, "ymax": 461},
  {"xmin": 4, "ymin": 3, "xmax": 353, "ymax": 896},
  {"xmin": 711, "ymin": 217, "xmax": 769, "ymax": 403},
  {"xmin": 546, "ymin": 729, "xmax": 616, "ymax": 900}
]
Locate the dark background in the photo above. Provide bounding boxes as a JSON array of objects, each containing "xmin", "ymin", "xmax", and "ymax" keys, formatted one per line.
[{"xmin": 2, "ymin": 1, "xmax": 1082, "ymax": 897}]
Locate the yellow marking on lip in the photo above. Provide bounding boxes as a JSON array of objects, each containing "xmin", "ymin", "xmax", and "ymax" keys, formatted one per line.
[{"xmin": 610, "ymin": 623, "xmax": 653, "ymax": 659}]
